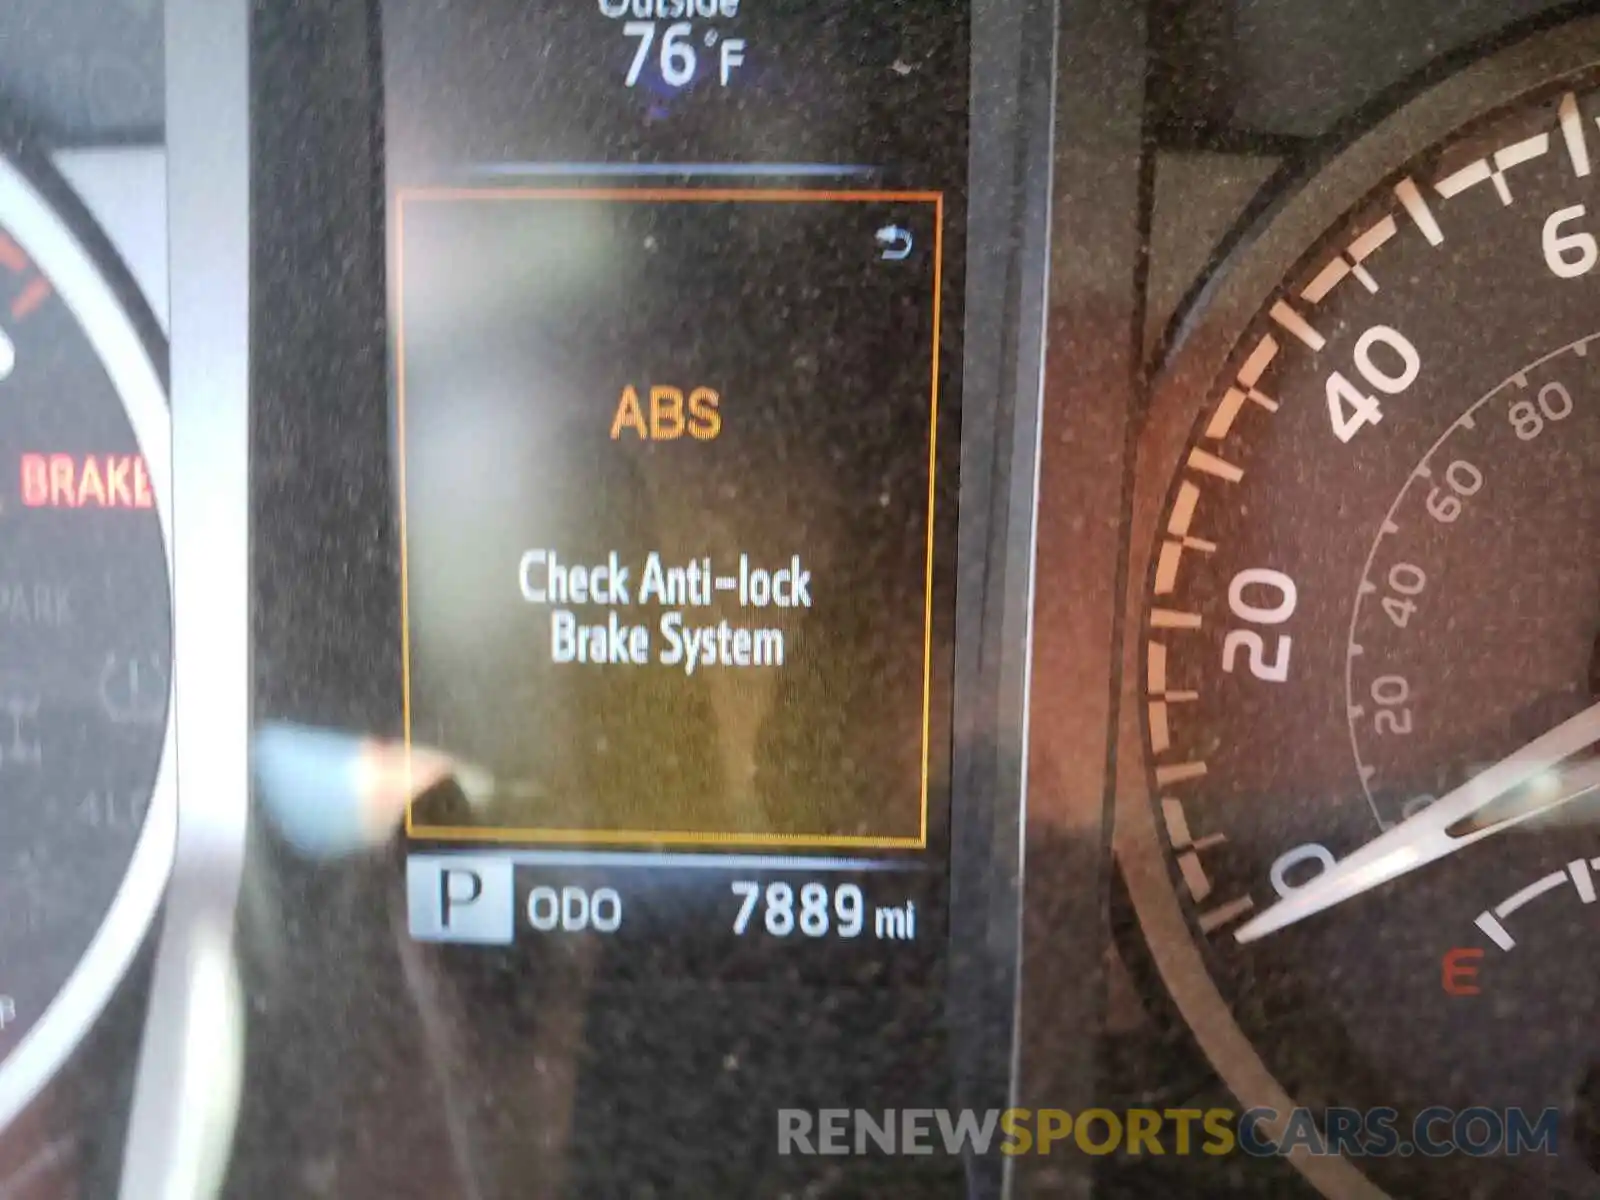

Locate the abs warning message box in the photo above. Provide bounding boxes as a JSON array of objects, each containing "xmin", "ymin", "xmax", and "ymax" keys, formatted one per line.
[{"xmin": 394, "ymin": 188, "xmax": 954, "ymax": 849}]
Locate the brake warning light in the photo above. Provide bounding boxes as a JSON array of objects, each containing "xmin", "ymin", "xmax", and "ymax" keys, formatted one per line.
[{"xmin": 19, "ymin": 453, "xmax": 154, "ymax": 510}]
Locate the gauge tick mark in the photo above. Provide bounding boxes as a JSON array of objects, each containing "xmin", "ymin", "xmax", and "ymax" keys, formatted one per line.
[
  {"xmin": 1561, "ymin": 93, "xmax": 1592, "ymax": 175},
  {"xmin": 9, "ymin": 277, "xmax": 50, "ymax": 321},
  {"xmin": 1187, "ymin": 447, "xmax": 1243, "ymax": 483}
]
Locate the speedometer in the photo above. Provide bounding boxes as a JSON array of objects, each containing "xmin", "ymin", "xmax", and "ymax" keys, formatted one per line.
[
  {"xmin": 0, "ymin": 142, "xmax": 172, "ymax": 1131},
  {"xmin": 1120, "ymin": 16, "xmax": 1600, "ymax": 1199}
]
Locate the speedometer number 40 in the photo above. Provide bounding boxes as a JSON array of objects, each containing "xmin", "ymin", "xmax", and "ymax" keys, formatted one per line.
[{"xmin": 1324, "ymin": 325, "xmax": 1422, "ymax": 443}]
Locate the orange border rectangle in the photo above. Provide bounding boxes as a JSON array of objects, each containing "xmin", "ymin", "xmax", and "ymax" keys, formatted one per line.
[{"xmin": 394, "ymin": 187, "xmax": 945, "ymax": 850}]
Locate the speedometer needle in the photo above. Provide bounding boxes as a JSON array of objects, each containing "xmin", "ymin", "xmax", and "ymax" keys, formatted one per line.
[{"xmin": 1234, "ymin": 701, "xmax": 1600, "ymax": 943}]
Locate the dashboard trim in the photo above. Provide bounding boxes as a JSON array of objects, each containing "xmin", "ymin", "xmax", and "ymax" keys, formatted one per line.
[{"xmin": 120, "ymin": 0, "xmax": 253, "ymax": 1194}]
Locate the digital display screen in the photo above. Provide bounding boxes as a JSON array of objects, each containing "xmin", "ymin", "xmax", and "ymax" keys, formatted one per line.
[
  {"xmin": 384, "ymin": 0, "xmax": 968, "ymax": 977},
  {"xmin": 397, "ymin": 187, "xmax": 949, "ymax": 849}
]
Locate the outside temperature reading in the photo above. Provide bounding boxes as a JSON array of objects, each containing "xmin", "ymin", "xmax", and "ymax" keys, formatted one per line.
[{"xmin": 600, "ymin": 0, "xmax": 748, "ymax": 89}]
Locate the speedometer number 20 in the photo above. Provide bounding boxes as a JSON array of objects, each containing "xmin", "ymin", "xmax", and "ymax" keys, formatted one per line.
[{"xmin": 1222, "ymin": 568, "xmax": 1298, "ymax": 683}]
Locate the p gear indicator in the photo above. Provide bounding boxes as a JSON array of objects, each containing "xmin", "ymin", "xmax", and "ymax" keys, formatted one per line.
[{"xmin": 394, "ymin": 188, "xmax": 951, "ymax": 850}]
